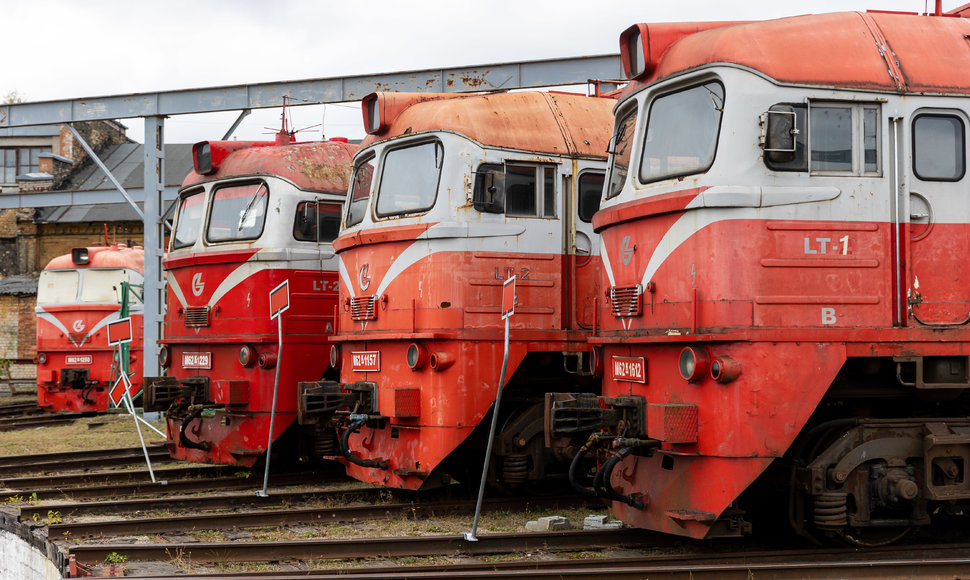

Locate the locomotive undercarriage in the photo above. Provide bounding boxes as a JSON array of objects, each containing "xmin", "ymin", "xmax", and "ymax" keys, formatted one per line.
[
  {"xmin": 298, "ymin": 351, "xmax": 595, "ymax": 489},
  {"xmin": 547, "ymin": 355, "xmax": 970, "ymax": 544},
  {"xmin": 50, "ymin": 368, "xmax": 102, "ymax": 406}
]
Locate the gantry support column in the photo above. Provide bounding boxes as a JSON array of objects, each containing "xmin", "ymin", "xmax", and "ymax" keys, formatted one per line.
[{"xmin": 142, "ymin": 116, "xmax": 165, "ymax": 378}]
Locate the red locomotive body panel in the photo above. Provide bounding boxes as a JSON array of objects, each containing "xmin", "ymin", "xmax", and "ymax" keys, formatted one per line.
[
  {"xmin": 302, "ymin": 91, "xmax": 612, "ymax": 490},
  {"xmin": 36, "ymin": 245, "xmax": 145, "ymax": 413},
  {"xmin": 550, "ymin": 9, "xmax": 970, "ymax": 543},
  {"xmin": 148, "ymin": 138, "xmax": 356, "ymax": 466}
]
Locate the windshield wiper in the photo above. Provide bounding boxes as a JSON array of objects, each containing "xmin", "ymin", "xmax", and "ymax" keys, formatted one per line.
[{"xmin": 237, "ymin": 183, "xmax": 266, "ymax": 231}]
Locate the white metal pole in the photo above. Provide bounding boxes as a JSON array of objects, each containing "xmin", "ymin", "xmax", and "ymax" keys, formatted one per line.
[{"xmin": 257, "ymin": 314, "xmax": 284, "ymax": 497}]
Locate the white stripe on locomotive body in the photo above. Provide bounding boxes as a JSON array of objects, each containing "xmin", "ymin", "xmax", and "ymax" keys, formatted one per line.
[
  {"xmin": 599, "ymin": 65, "xmax": 970, "ymax": 290},
  {"xmin": 340, "ymin": 130, "xmax": 604, "ymax": 293},
  {"xmin": 168, "ymin": 174, "xmax": 344, "ymax": 308},
  {"xmin": 35, "ymin": 310, "xmax": 123, "ymax": 348}
]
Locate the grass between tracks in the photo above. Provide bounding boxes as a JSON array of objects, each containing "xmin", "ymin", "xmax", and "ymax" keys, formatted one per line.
[{"xmin": 0, "ymin": 411, "xmax": 166, "ymax": 455}]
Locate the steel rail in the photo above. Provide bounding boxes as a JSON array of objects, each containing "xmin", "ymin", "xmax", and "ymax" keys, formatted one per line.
[
  {"xmin": 7, "ymin": 471, "xmax": 334, "ymax": 502},
  {"xmin": 48, "ymin": 496, "xmax": 590, "ymax": 538},
  {"xmin": 0, "ymin": 464, "xmax": 227, "ymax": 489},
  {"xmin": 0, "ymin": 402, "xmax": 42, "ymax": 417},
  {"xmin": 0, "ymin": 414, "xmax": 81, "ymax": 431},
  {"xmin": 92, "ymin": 544, "xmax": 970, "ymax": 580},
  {"xmin": 0, "ymin": 446, "xmax": 170, "ymax": 472},
  {"xmin": 68, "ymin": 529, "xmax": 665, "ymax": 564}
]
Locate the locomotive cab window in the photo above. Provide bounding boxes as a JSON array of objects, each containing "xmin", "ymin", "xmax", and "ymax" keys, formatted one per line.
[
  {"xmin": 81, "ymin": 269, "xmax": 130, "ymax": 303},
  {"xmin": 37, "ymin": 270, "xmax": 80, "ymax": 304},
  {"xmin": 206, "ymin": 181, "xmax": 269, "ymax": 243},
  {"xmin": 640, "ymin": 81, "xmax": 724, "ymax": 183},
  {"xmin": 172, "ymin": 189, "xmax": 205, "ymax": 250},
  {"xmin": 912, "ymin": 114, "xmax": 966, "ymax": 181},
  {"xmin": 294, "ymin": 201, "xmax": 342, "ymax": 243},
  {"xmin": 606, "ymin": 105, "xmax": 637, "ymax": 200},
  {"xmin": 473, "ymin": 163, "xmax": 556, "ymax": 218},
  {"xmin": 578, "ymin": 171, "xmax": 605, "ymax": 222},
  {"xmin": 345, "ymin": 154, "xmax": 375, "ymax": 228},
  {"xmin": 764, "ymin": 102, "xmax": 880, "ymax": 175},
  {"xmin": 375, "ymin": 140, "xmax": 443, "ymax": 218}
]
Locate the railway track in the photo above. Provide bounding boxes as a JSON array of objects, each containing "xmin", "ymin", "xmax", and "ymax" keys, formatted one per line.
[
  {"xmin": 47, "ymin": 495, "xmax": 589, "ymax": 538},
  {"xmin": 0, "ymin": 401, "xmax": 42, "ymax": 417},
  {"xmin": 111, "ymin": 544, "xmax": 970, "ymax": 579},
  {"xmin": 0, "ymin": 445, "xmax": 172, "ymax": 477},
  {"xmin": 0, "ymin": 412, "xmax": 82, "ymax": 431},
  {"xmin": 0, "ymin": 464, "xmax": 226, "ymax": 489}
]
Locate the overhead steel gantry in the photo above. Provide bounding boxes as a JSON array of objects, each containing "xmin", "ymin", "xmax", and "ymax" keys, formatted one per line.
[{"xmin": 0, "ymin": 53, "xmax": 622, "ymax": 378}]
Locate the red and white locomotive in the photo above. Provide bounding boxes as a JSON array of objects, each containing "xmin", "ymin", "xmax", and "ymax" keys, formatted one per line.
[
  {"xmin": 35, "ymin": 244, "xmax": 144, "ymax": 412},
  {"xmin": 548, "ymin": 6, "xmax": 970, "ymax": 544},
  {"xmin": 298, "ymin": 91, "xmax": 613, "ymax": 489},
  {"xmin": 145, "ymin": 130, "xmax": 357, "ymax": 466}
]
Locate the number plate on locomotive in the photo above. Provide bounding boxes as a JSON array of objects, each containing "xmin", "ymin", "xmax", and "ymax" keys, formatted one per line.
[
  {"xmin": 612, "ymin": 356, "xmax": 646, "ymax": 383},
  {"xmin": 351, "ymin": 351, "xmax": 380, "ymax": 372},
  {"xmin": 182, "ymin": 352, "xmax": 212, "ymax": 369},
  {"xmin": 65, "ymin": 355, "xmax": 93, "ymax": 365}
]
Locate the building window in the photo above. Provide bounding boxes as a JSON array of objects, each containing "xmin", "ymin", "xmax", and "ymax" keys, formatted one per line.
[{"xmin": 1, "ymin": 147, "xmax": 52, "ymax": 184}]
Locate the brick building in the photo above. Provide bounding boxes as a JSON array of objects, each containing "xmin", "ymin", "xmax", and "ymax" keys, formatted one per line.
[{"xmin": 0, "ymin": 123, "xmax": 192, "ymax": 386}]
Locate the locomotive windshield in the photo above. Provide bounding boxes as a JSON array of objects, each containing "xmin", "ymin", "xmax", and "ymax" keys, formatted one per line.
[
  {"xmin": 375, "ymin": 141, "xmax": 443, "ymax": 217},
  {"xmin": 37, "ymin": 268, "xmax": 134, "ymax": 304},
  {"xmin": 640, "ymin": 81, "xmax": 724, "ymax": 183},
  {"xmin": 37, "ymin": 270, "xmax": 79, "ymax": 304},
  {"xmin": 207, "ymin": 182, "xmax": 268, "ymax": 243},
  {"xmin": 605, "ymin": 106, "xmax": 638, "ymax": 199},
  {"xmin": 345, "ymin": 154, "xmax": 375, "ymax": 227},
  {"xmin": 172, "ymin": 189, "xmax": 205, "ymax": 250}
]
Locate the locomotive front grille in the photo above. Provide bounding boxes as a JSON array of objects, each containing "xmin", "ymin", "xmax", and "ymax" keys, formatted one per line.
[
  {"xmin": 184, "ymin": 306, "xmax": 210, "ymax": 327},
  {"xmin": 610, "ymin": 284, "xmax": 643, "ymax": 317},
  {"xmin": 351, "ymin": 296, "xmax": 377, "ymax": 321}
]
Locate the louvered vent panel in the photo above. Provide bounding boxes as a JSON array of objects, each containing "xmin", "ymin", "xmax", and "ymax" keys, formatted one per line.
[
  {"xmin": 184, "ymin": 306, "xmax": 210, "ymax": 327},
  {"xmin": 610, "ymin": 284, "xmax": 642, "ymax": 317},
  {"xmin": 351, "ymin": 296, "xmax": 377, "ymax": 321}
]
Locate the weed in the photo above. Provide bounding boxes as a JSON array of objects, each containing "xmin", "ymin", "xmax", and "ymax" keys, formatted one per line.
[{"xmin": 104, "ymin": 552, "xmax": 127, "ymax": 564}]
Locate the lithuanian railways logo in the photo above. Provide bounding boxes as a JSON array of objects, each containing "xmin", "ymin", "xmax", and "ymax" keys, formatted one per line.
[{"xmin": 358, "ymin": 264, "xmax": 371, "ymax": 291}]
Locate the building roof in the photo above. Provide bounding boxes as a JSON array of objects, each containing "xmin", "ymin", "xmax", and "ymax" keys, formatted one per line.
[
  {"xmin": 62, "ymin": 143, "xmax": 193, "ymax": 191},
  {"xmin": 0, "ymin": 276, "xmax": 38, "ymax": 296}
]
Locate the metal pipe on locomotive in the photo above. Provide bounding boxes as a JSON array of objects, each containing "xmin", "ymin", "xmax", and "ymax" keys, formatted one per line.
[
  {"xmin": 144, "ymin": 128, "xmax": 357, "ymax": 466},
  {"xmin": 35, "ymin": 244, "xmax": 145, "ymax": 412},
  {"xmin": 297, "ymin": 90, "xmax": 614, "ymax": 490},
  {"xmin": 546, "ymin": 7, "xmax": 970, "ymax": 544}
]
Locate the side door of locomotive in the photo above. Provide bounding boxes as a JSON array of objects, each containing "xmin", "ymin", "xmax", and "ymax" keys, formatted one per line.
[
  {"xmin": 904, "ymin": 107, "xmax": 970, "ymax": 325},
  {"xmin": 567, "ymin": 167, "xmax": 604, "ymax": 330}
]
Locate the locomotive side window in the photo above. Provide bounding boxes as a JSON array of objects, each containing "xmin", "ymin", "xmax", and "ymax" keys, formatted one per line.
[
  {"xmin": 764, "ymin": 103, "xmax": 880, "ymax": 175},
  {"xmin": 605, "ymin": 106, "xmax": 637, "ymax": 199},
  {"xmin": 37, "ymin": 270, "xmax": 79, "ymax": 304},
  {"xmin": 640, "ymin": 81, "xmax": 724, "ymax": 184},
  {"xmin": 375, "ymin": 141, "xmax": 443, "ymax": 218},
  {"xmin": 346, "ymin": 154, "xmax": 375, "ymax": 227},
  {"xmin": 172, "ymin": 189, "xmax": 205, "ymax": 250},
  {"xmin": 473, "ymin": 163, "xmax": 557, "ymax": 218},
  {"xmin": 206, "ymin": 182, "xmax": 268, "ymax": 243},
  {"xmin": 913, "ymin": 114, "xmax": 966, "ymax": 181},
  {"xmin": 578, "ymin": 171, "xmax": 605, "ymax": 223},
  {"xmin": 81, "ymin": 269, "xmax": 130, "ymax": 303},
  {"xmin": 294, "ymin": 201, "xmax": 342, "ymax": 243}
]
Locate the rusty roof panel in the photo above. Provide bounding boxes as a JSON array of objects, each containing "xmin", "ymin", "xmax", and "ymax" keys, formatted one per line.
[
  {"xmin": 370, "ymin": 92, "xmax": 614, "ymax": 158},
  {"xmin": 649, "ymin": 11, "xmax": 970, "ymax": 94}
]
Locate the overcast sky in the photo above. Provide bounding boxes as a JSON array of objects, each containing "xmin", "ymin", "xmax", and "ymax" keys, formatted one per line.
[{"xmin": 2, "ymin": 0, "xmax": 960, "ymax": 143}]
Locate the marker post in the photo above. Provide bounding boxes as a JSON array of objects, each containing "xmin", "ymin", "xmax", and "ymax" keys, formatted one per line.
[
  {"xmin": 108, "ymin": 317, "xmax": 164, "ymax": 483},
  {"xmin": 258, "ymin": 279, "xmax": 290, "ymax": 497},
  {"xmin": 465, "ymin": 275, "xmax": 515, "ymax": 542}
]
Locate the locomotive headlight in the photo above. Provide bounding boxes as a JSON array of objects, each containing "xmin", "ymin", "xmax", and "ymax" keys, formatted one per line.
[
  {"xmin": 158, "ymin": 346, "xmax": 169, "ymax": 368},
  {"xmin": 238, "ymin": 345, "xmax": 256, "ymax": 367},
  {"xmin": 429, "ymin": 351, "xmax": 455, "ymax": 372},
  {"xmin": 330, "ymin": 344, "xmax": 341, "ymax": 369},
  {"xmin": 710, "ymin": 355, "xmax": 742, "ymax": 384},
  {"xmin": 679, "ymin": 346, "xmax": 709, "ymax": 383},
  {"xmin": 407, "ymin": 343, "xmax": 429, "ymax": 370},
  {"xmin": 36, "ymin": 353, "xmax": 48, "ymax": 365},
  {"xmin": 258, "ymin": 352, "xmax": 277, "ymax": 369}
]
